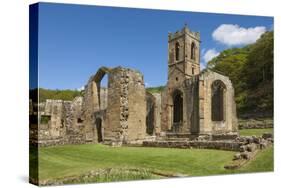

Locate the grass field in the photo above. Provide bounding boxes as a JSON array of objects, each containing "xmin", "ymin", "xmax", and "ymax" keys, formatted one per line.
[
  {"xmin": 239, "ymin": 128, "xmax": 273, "ymax": 136},
  {"xmin": 38, "ymin": 144, "xmax": 234, "ymax": 180},
  {"xmin": 34, "ymin": 142, "xmax": 273, "ymax": 183}
]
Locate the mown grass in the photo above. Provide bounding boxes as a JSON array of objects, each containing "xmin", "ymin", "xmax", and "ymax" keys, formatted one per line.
[
  {"xmin": 239, "ymin": 128, "xmax": 273, "ymax": 136},
  {"xmin": 37, "ymin": 144, "xmax": 234, "ymax": 181},
  {"xmin": 35, "ymin": 143, "xmax": 273, "ymax": 183}
]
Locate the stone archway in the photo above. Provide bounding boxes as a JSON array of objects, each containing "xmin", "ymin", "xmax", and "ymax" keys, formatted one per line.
[
  {"xmin": 172, "ymin": 89, "xmax": 183, "ymax": 132},
  {"xmin": 96, "ymin": 118, "xmax": 103, "ymax": 142}
]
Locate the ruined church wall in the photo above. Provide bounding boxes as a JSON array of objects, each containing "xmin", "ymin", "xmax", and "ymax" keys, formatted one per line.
[
  {"xmin": 82, "ymin": 79, "xmax": 100, "ymax": 142},
  {"xmin": 37, "ymin": 100, "xmax": 65, "ymax": 145},
  {"xmin": 103, "ymin": 67, "xmax": 146, "ymax": 143},
  {"xmin": 183, "ymin": 76, "xmax": 200, "ymax": 134},
  {"xmin": 152, "ymin": 93, "xmax": 162, "ymax": 135},
  {"xmin": 99, "ymin": 88, "xmax": 108, "ymax": 110},
  {"xmin": 199, "ymin": 71, "xmax": 238, "ymax": 134},
  {"xmin": 64, "ymin": 97, "xmax": 85, "ymax": 144},
  {"xmin": 161, "ymin": 80, "xmax": 195, "ymax": 134},
  {"xmin": 34, "ymin": 97, "xmax": 85, "ymax": 147},
  {"xmin": 103, "ymin": 68, "xmax": 122, "ymax": 141},
  {"xmin": 146, "ymin": 92, "xmax": 162, "ymax": 136},
  {"xmin": 126, "ymin": 70, "xmax": 146, "ymax": 141},
  {"xmin": 160, "ymin": 87, "xmax": 171, "ymax": 132}
]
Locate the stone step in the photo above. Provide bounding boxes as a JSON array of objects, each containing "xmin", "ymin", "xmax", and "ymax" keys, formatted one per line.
[{"xmin": 157, "ymin": 137, "xmax": 189, "ymax": 141}]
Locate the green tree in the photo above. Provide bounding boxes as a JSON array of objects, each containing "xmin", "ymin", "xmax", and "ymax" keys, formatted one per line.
[
  {"xmin": 207, "ymin": 31, "xmax": 273, "ymax": 117},
  {"xmin": 242, "ymin": 31, "xmax": 273, "ymax": 115}
]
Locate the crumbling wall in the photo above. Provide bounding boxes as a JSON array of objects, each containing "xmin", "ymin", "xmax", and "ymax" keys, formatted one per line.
[
  {"xmin": 83, "ymin": 79, "xmax": 97, "ymax": 142},
  {"xmin": 126, "ymin": 68, "xmax": 146, "ymax": 142},
  {"xmin": 145, "ymin": 92, "xmax": 162, "ymax": 136},
  {"xmin": 37, "ymin": 100, "xmax": 66, "ymax": 146},
  {"xmin": 104, "ymin": 67, "xmax": 146, "ymax": 144},
  {"xmin": 64, "ymin": 97, "xmax": 85, "ymax": 144},
  {"xmin": 100, "ymin": 88, "xmax": 108, "ymax": 110},
  {"xmin": 152, "ymin": 93, "xmax": 162, "ymax": 135},
  {"xmin": 199, "ymin": 70, "xmax": 238, "ymax": 134},
  {"xmin": 82, "ymin": 67, "xmax": 110, "ymax": 143},
  {"xmin": 81, "ymin": 66, "xmax": 146, "ymax": 145},
  {"xmin": 35, "ymin": 97, "xmax": 85, "ymax": 147},
  {"xmin": 184, "ymin": 76, "xmax": 200, "ymax": 134}
]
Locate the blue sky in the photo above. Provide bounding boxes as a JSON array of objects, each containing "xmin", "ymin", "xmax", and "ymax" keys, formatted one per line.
[{"xmin": 37, "ymin": 3, "xmax": 273, "ymax": 90}]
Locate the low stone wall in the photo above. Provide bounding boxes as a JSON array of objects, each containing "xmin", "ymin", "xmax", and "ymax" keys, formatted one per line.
[
  {"xmin": 225, "ymin": 133, "xmax": 273, "ymax": 169},
  {"xmin": 143, "ymin": 133, "xmax": 274, "ymax": 153},
  {"xmin": 211, "ymin": 133, "xmax": 238, "ymax": 141},
  {"xmin": 238, "ymin": 119, "xmax": 273, "ymax": 129},
  {"xmin": 143, "ymin": 140, "xmax": 242, "ymax": 151}
]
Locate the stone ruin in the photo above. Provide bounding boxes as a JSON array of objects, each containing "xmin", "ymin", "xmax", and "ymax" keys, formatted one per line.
[{"xmin": 30, "ymin": 25, "xmax": 241, "ymax": 147}]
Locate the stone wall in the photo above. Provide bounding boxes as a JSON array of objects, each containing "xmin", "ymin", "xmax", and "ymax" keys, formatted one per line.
[
  {"xmin": 143, "ymin": 133, "xmax": 273, "ymax": 153},
  {"xmin": 153, "ymin": 93, "xmax": 162, "ymax": 135},
  {"xmin": 184, "ymin": 76, "xmax": 200, "ymax": 134},
  {"xmin": 81, "ymin": 67, "xmax": 147, "ymax": 145},
  {"xmin": 198, "ymin": 70, "xmax": 238, "ymax": 134},
  {"xmin": 160, "ymin": 69, "xmax": 238, "ymax": 136},
  {"xmin": 30, "ymin": 97, "xmax": 85, "ymax": 147},
  {"xmin": 126, "ymin": 68, "xmax": 146, "ymax": 142},
  {"xmin": 143, "ymin": 140, "xmax": 241, "ymax": 151}
]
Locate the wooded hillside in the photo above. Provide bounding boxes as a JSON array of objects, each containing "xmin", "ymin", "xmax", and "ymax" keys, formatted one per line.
[{"xmin": 208, "ymin": 31, "xmax": 273, "ymax": 117}]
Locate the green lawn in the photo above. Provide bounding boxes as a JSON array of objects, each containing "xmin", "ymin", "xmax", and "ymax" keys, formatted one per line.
[
  {"xmin": 239, "ymin": 128, "xmax": 273, "ymax": 136},
  {"xmin": 34, "ymin": 144, "xmax": 273, "ymax": 183},
  {"xmin": 38, "ymin": 144, "xmax": 235, "ymax": 181}
]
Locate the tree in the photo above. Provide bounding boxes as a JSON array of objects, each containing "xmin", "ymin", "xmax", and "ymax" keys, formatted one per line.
[{"xmin": 207, "ymin": 31, "xmax": 273, "ymax": 117}]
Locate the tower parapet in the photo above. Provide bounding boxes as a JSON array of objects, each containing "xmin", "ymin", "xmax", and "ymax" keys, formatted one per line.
[{"xmin": 168, "ymin": 25, "xmax": 200, "ymax": 42}]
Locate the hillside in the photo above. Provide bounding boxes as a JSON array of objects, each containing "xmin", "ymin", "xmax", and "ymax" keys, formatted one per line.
[{"xmin": 29, "ymin": 88, "xmax": 83, "ymax": 103}]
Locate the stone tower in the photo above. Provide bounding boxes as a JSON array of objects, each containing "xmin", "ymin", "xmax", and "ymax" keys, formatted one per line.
[
  {"xmin": 161, "ymin": 25, "xmax": 201, "ymax": 132},
  {"xmin": 167, "ymin": 24, "xmax": 200, "ymax": 88}
]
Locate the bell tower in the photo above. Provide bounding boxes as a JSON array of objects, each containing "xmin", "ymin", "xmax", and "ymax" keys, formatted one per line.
[{"xmin": 167, "ymin": 24, "xmax": 200, "ymax": 87}]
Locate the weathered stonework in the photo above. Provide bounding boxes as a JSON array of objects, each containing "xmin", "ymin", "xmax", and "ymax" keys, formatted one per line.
[
  {"xmin": 161, "ymin": 25, "xmax": 238, "ymax": 136},
  {"xmin": 30, "ymin": 25, "xmax": 238, "ymax": 147},
  {"xmin": 72, "ymin": 67, "xmax": 146, "ymax": 145},
  {"xmin": 29, "ymin": 97, "xmax": 85, "ymax": 147}
]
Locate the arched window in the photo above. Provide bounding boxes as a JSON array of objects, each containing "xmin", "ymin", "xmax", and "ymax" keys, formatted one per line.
[
  {"xmin": 211, "ymin": 80, "xmax": 226, "ymax": 121},
  {"xmin": 175, "ymin": 42, "xmax": 180, "ymax": 61},
  {"xmin": 191, "ymin": 42, "xmax": 196, "ymax": 60},
  {"xmin": 173, "ymin": 90, "xmax": 183, "ymax": 123}
]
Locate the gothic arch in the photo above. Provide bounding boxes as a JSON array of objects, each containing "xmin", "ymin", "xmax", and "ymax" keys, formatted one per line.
[
  {"xmin": 171, "ymin": 89, "xmax": 183, "ymax": 132},
  {"xmin": 211, "ymin": 80, "xmax": 226, "ymax": 121},
  {"xmin": 92, "ymin": 67, "xmax": 111, "ymax": 109}
]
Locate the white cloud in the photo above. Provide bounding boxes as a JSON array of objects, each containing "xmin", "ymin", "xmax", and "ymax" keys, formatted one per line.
[
  {"xmin": 203, "ymin": 49, "xmax": 220, "ymax": 63},
  {"xmin": 212, "ymin": 24, "xmax": 266, "ymax": 46},
  {"xmin": 77, "ymin": 86, "xmax": 85, "ymax": 91}
]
